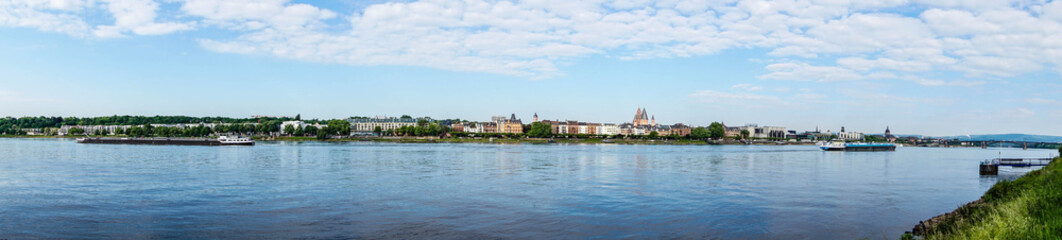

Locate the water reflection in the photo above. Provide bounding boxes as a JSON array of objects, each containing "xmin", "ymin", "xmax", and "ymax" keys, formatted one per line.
[{"xmin": 0, "ymin": 138, "xmax": 1054, "ymax": 239}]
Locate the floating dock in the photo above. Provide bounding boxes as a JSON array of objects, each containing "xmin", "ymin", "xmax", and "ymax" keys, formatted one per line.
[
  {"xmin": 980, "ymin": 158, "xmax": 1053, "ymax": 175},
  {"xmin": 76, "ymin": 137, "xmax": 254, "ymax": 146}
]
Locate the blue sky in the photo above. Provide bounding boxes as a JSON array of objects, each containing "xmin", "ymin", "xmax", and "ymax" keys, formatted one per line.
[{"xmin": 1, "ymin": 0, "xmax": 1062, "ymax": 136}]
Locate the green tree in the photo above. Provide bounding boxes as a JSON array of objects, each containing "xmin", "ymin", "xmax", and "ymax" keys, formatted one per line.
[
  {"xmin": 295, "ymin": 114, "xmax": 301, "ymax": 121},
  {"xmin": 400, "ymin": 115, "xmax": 412, "ymax": 119},
  {"xmin": 708, "ymin": 122, "xmax": 725, "ymax": 139},
  {"xmin": 69, "ymin": 128, "xmax": 85, "ymax": 135},
  {"xmin": 373, "ymin": 126, "xmax": 382, "ymax": 136},
  {"xmin": 284, "ymin": 125, "xmax": 295, "ymax": 136},
  {"xmin": 690, "ymin": 127, "xmax": 709, "ymax": 139},
  {"xmin": 1058, "ymin": 145, "xmax": 1061, "ymax": 157},
  {"xmin": 527, "ymin": 122, "xmax": 552, "ymax": 138},
  {"xmin": 740, "ymin": 129, "xmax": 750, "ymax": 140},
  {"xmin": 648, "ymin": 131, "xmax": 659, "ymax": 139},
  {"xmin": 316, "ymin": 131, "xmax": 328, "ymax": 140},
  {"xmin": 325, "ymin": 120, "xmax": 351, "ymax": 136},
  {"xmin": 128, "ymin": 126, "xmax": 149, "ymax": 137},
  {"xmin": 417, "ymin": 119, "xmax": 429, "ymax": 128}
]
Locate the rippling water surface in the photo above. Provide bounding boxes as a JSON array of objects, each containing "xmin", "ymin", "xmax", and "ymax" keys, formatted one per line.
[{"xmin": 0, "ymin": 138, "xmax": 1054, "ymax": 239}]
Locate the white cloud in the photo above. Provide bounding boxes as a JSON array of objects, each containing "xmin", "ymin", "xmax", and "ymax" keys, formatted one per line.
[
  {"xmin": 92, "ymin": 0, "xmax": 193, "ymax": 38},
  {"xmin": 731, "ymin": 83, "xmax": 764, "ymax": 91},
  {"xmin": 4, "ymin": 0, "xmax": 1062, "ymax": 80},
  {"xmin": 0, "ymin": 0, "xmax": 192, "ymax": 38},
  {"xmin": 907, "ymin": 78, "xmax": 985, "ymax": 87},
  {"xmin": 0, "ymin": 0, "xmax": 93, "ymax": 36},
  {"xmin": 760, "ymin": 62, "xmax": 894, "ymax": 82},
  {"xmin": 181, "ymin": 0, "xmax": 335, "ymax": 31}
]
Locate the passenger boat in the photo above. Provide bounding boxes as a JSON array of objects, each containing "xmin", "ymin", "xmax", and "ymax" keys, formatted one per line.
[
  {"xmin": 817, "ymin": 140, "xmax": 895, "ymax": 152},
  {"xmin": 217, "ymin": 135, "xmax": 255, "ymax": 145}
]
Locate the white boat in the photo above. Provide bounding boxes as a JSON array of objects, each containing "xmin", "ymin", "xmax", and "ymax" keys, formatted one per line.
[
  {"xmin": 817, "ymin": 140, "xmax": 895, "ymax": 151},
  {"xmin": 817, "ymin": 140, "xmax": 846, "ymax": 151},
  {"xmin": 218, "ymin": 135, "xmax": 255, "ymax": 145}
]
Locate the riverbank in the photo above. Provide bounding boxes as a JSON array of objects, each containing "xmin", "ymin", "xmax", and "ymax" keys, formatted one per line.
[
  {"xmin": 269, "ymin": 136, "xmax": 818, "ymax": 145},
  {"xmin": 910, "ymin": 156, "xmax": 1061, "ymax": 239},
  {"xmin": 1, "ymin": 135, "xmax": 813, "ymax": 145}
]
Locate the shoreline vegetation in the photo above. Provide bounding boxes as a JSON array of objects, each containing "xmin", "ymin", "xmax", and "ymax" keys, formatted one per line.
[
  {"xmin": 3, "ymin": 134, "xmax": 1061, "ymax": 149},
  {"xmin": 908, "ymin": 155, "xmax": 1061, "ymax": 240},
  {"xmin": 6, "ymin": 135, "xmax": 1060, "ymax": 150},
  {"xmin": 3, "ymin": 115, "xmax": 1060, "ymax": 149},
  {"xmin": 0, "ymin": 134, "xmax": 812, "ymax": 145}
]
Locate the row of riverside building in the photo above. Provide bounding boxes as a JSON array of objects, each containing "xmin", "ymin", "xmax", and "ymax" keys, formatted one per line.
[
  {"xmin": 38, "ymin": 107, "xmax": 898, "ymax": 141},
  {"xmin": 342, "ymin": 107, "xmax": 774, "ymax": 138}
]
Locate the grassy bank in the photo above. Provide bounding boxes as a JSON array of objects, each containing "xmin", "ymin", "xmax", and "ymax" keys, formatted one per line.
[{"xmin": 912, "ymin": 157, "xmax": 1061, "ymax": 239}]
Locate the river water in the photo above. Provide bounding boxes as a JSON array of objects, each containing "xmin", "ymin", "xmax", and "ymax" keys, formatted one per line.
[{"xmin": 0, "ymin": 138, "xmax": 1054, "ymax": 239}]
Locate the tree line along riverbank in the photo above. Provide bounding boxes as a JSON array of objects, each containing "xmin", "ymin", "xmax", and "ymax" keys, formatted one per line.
[
  {"xmin": 0, "ymin": 134, "xmax": 816, "ymax": 146},
  {"xmin": 908, "ymin": 152, "xmax": 1061, "ymax": 239},
  {"xmin": 268, "ymin": 136, "xmax": 815, "ymax": 145}
]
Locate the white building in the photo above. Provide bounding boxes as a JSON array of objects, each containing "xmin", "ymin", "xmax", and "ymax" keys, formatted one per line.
[
  {"xmin": 597, "ymin": 124, "xmax": 620, "ymax": 135},
  {"xmin": 280, "ymin": 121, "xmax": 326, "ymax": 134},
  {"xmin": 838, "ymin": 131, "xmax": 864, "ymax": 140},
  {"xmin": 577, "ymin": 125, "xmax": 590, "ymax": 134},
  {"xmin": 280, "ymin": 121, "xmax": 305, "ymax": 134},
  {"xmin": 463, "ymin": 123, "xmax": 482, "ymax": 133},
  {"xmin": 726, "ymin": 124, "xmax": 788, "ymax": 138},
  {"xmin": 348, "ymin": 117, "xmax": 417, "ymax": 135},
  {"xmin": 554, "ymin": 122, "xmax": 570, "ymax": 134}
]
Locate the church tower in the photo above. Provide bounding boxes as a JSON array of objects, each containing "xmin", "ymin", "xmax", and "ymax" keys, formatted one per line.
[
  {"xmin": 633, "ymin": 107, "xmax": 651, "ymax": 127},
  {"xmin": 651, "ymin": 115, "xmax": 655, "ymax": 126},
  {"xmin": 533, "ymin": 113, "xmax": 538, "ymax": 122},
  {"xmin": 633, "ymin": 107, "xmax": 643, "ymax": 125}
]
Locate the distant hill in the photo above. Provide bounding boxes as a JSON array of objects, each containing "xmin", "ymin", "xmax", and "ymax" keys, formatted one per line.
[{"xmin": 942, "ymin": 134, "xmax": 1062, "ymax": 143}]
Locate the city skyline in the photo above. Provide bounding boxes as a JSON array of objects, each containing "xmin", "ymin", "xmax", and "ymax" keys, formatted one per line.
[{"xmin": 2, "ymin": 1, "xmax": 1062, "ymax": 136}]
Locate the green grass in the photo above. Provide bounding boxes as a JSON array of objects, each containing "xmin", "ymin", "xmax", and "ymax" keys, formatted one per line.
[{"xmin": 919, "ymin": 157, "xmax": 1062, "ymax": 239}]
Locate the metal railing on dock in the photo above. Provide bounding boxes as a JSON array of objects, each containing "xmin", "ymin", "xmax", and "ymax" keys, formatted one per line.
[{"xmin": 980, "ymin": 158, "xmax": 1054, "ymax": 175}]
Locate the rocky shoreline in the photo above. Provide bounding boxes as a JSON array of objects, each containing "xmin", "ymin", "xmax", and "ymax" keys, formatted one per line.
[{"xmin": 910, "ymin": 198, "xmax": 986, "ymax": 236}]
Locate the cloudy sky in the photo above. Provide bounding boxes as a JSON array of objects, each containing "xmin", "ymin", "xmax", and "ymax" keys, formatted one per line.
[{"xmin": 1, "ymin": 0, "xmax": 1061, "ymax": 136}]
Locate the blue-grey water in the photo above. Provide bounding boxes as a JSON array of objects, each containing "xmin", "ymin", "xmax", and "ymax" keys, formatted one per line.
[{"xmin": 0, "ymin": 138, "xmax": 1055, "ymax": 239}]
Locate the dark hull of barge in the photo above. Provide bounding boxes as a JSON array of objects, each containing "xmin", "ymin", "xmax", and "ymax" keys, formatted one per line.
[{"xmin": 76, "ymin": 138, "xmax": 253, "ymax": 146}]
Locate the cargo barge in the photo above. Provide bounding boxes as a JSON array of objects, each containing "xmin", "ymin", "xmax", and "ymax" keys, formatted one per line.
[
  {"xmin": 817, "ymin": 140, "xmax": 896, "ymax": 151},
  {"xmin": 76, "ymin": 136, "xmax": 254, "ymax": 146}
]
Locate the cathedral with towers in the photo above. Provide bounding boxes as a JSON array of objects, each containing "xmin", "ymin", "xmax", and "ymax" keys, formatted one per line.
[{"xmin": 633, "ymin": 107, "xmax": 654, "ymax": 127}]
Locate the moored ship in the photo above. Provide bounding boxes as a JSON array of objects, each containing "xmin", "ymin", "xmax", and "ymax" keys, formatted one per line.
[
  {"xmin": 817, "ymin": 140, "xmax": 895, "ymax": 152},
  {"xmin": 76, "ymin": 136, "xmax": 254, "ymax": 146}
]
